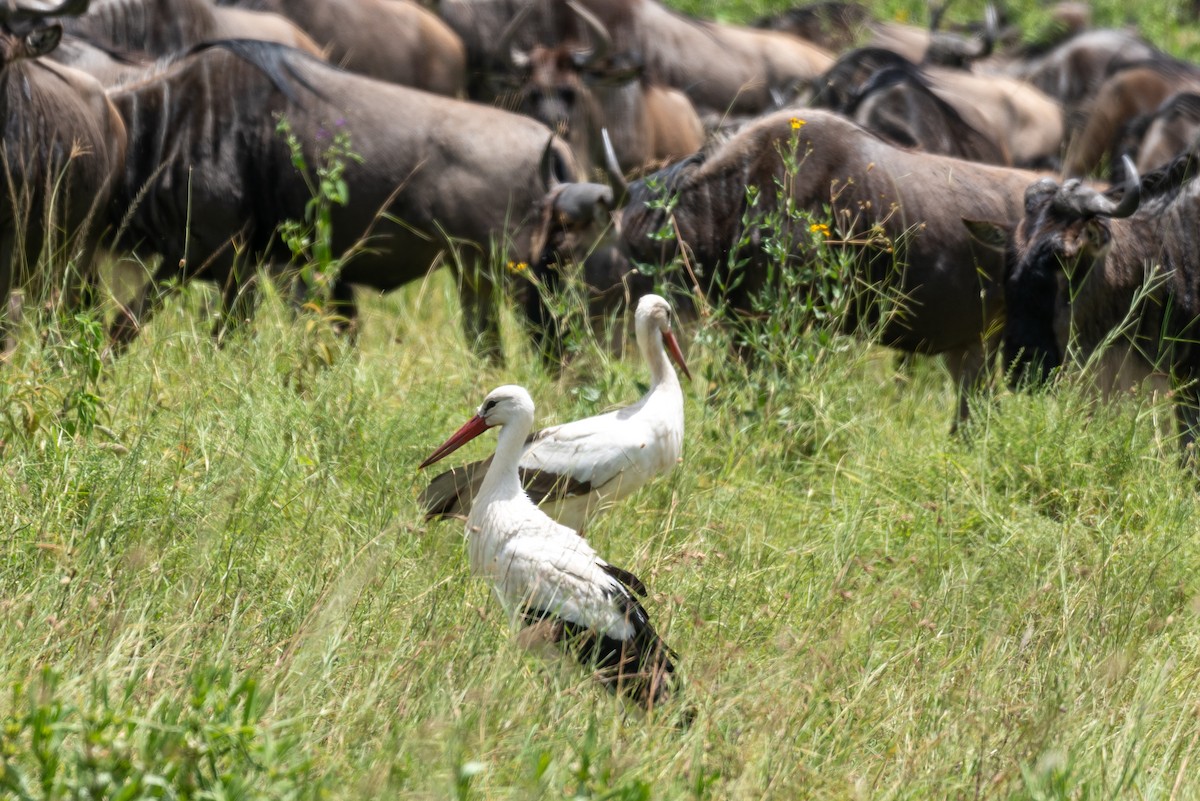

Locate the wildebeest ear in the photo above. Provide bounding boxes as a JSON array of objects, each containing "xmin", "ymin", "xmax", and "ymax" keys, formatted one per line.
[
  {"xmin": 962, "ymin": 218, "xmax": 1010, "ymax": 252},
  {"xmin": 25, "ymin": 24, "xmax": 63, "ymax": 58}
]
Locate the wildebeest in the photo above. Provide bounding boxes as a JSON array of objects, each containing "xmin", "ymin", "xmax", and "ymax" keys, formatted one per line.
[
  {"xmin": 534, "ymin": 109, "xmax": 1045, "ymax": 427},
  {"xmin": 0, "ymin": 0, "xmax": 127, "ymax": 352},
  {"xmin": 814, "ymin": 47, "xmax": 1064, "ymax": 168},
  {"xmin": 566, "ymin": 0, "xmax": 835, "ymax": 117},
  {"xmin": 1124, "ymin": 92, "xmax": 1200, "ymax": 174},
  {"xmin": 1006, "ymin": 29, "xmax": 1161, "ymax": 136},
  {"xmin": 504, "ymin": 1, "xmax": 702, "ymax": 177},
  {"xmin": 60, "ymin": 0, "xmax": 323, "ymax": 58},
  {"xmin": 992, "ymin": 152, "xmax": 1200, "ymax": 456},
  {"xmin": 216, "ymin": 0, "xmax": 467, "ymax": 96},
  {"xmin": 1062, "ymin": 59, "xmax": 1200, "ymax": 177},
  {"xmin": 104, "ymin": 40, "xmax": 579, "ymax": 360},
  {"xmin": 842, "ymin": 63, "xmax": 1007, "ymax": 164},
  {"xmin": 755, "ymin": 0, "xmax": 997, "ymax": 67}
]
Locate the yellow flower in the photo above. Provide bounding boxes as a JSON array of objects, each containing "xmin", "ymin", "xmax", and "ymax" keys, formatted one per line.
[
  {"xmin": 810, "ymin": 223, "xmax": 830, "ymax": 238},
  {"xmin": 506, "ymin": 260, "xmax": 529, "ymax": 274},
  {"xmin": 790, "ymin": 117, "xmax": 806, "ymax": 130}
]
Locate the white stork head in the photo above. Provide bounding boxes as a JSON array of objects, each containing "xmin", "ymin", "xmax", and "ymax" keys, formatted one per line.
[
  {"xmin": 635, "ymin": 294, "xmax": 692, "ymax": 381},
  {"xmin": 419, "ymin": 385, "xmax": 535, "ymax": 469}
]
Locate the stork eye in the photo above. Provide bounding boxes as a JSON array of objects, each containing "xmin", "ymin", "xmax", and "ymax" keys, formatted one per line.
[{"xmin": 483, "ymin": 399, "xmax": 498, "ymax": 413}]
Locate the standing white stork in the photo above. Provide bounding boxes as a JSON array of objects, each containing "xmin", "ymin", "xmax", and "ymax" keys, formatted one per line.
[
  {"xmin": 419, "ymin": 385, "xmax": 681, "ymax": 710},
  {"xmin": 420, "ymin": 294, "xmax": 690, "ymax": 533}
]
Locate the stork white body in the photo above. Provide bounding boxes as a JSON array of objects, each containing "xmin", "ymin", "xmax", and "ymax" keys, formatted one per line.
[
  {"xmin": 421, "ymin": 294, "xmax": 689, "ymax": 532},
  {"xmin": 419, "ymin": 385, "xmax": 679, "ymax": 709}
]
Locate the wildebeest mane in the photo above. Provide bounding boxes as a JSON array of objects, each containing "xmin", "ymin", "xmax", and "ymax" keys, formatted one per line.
[
  {"xmin": 812, "ymin": 46, "xmax": 918, "ymax": 110},
  {"xmin": 843, "ymin": 62, "xmax": 929, "ymax": 114}
]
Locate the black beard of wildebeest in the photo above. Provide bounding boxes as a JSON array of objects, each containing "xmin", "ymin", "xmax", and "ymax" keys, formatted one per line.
[
  {"xmin": 542, "ymin": 109, "xmax": 1051, "ymax": 430},
  {"xmin": 0, "ymin": 0, "xmax": 127, "ymax": 353},
  {"xmin": 103, "ymin": 39, "xmax": 579, "ymax": 359},
  {"xmin": 999, "ymin": 150, "xmax": 1200, "ymax": 456}
]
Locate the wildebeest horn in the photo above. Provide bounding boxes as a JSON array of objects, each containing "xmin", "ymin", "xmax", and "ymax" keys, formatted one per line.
[
  {"xmin": 929, "ymin": 0, "xmax": 954, "ymax": 32},
  {"xmin": 0, "ymin": 0, "xmax": 89, "ymax": 21},
  {"xmin": 601, "ymin": 127, "xmax": 628, "ymax": 201},
  {"xmin": 565, "ymin": 0, "xmax": 610, "ymax": 70},
  {"xmin": 969, "ymin": 3, "xmax": 999, "ymax": 59},
  {"xmin": 1090, "ymin": 155, "xmax": 1141, "ymax": 218},
  {"xmin": 498, "ymin": 0, "xmax": 536, "ymax": 71},
  {"xmin": 1051, "ymin": 156, "xmax": 1141, "ymax": 220}
]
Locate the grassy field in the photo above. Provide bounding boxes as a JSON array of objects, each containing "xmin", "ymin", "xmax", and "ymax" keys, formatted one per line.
[{"xmin": 5, "ymin": 1, "xmax": 1200, "ymax": 799}]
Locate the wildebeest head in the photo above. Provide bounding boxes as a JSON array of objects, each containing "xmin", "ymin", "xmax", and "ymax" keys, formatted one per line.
[
  {"xmin": 504, "ymin": 0, "xmax": 634, "ymax": 138},
  {"xmin": 998, "ymin": 156, "xmax": 1141, "ymax": 386}
]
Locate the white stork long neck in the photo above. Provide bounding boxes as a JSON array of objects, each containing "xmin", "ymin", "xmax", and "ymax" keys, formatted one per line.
[
  {"xmin": 476, "ymin": 411, "xmax": 534, "ymax": 506},
  {"xmin": 638, "ymin": 324, "xmax": 679, "ymax": 392}
]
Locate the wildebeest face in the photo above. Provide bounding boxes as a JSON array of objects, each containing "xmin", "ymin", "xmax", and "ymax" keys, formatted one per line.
[
  {"xmin": 515, "ymin": 46, "xmax": 588, "ymax": 133},
  {"xmin": 1003, "ymin": 164, "xmax": 1140, "ymax": 387}
]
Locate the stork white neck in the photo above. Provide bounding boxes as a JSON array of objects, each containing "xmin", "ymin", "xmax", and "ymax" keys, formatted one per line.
[
  {"xmin": 635, "ymin": 316, "xmax": 678, "ymax": 393},
  {"xmin": 476, "ymin": 405, "xmax": 535, "ymax": 506}
]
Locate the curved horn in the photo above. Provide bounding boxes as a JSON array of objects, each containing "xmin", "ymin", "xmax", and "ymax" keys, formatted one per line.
[
  {"xmin": 601, "ymin": 127, "xmax": 628, "ymax": 202},
  {"xmin": 928, "ymin": 0, "xmax": 954, "ymax": 32},
  {"xmin": 565, "ymin": 0, "xmax": 610, "ymax": 69},
  {"xmin": 1088, "ymin": 155, "xmax": 1141, "ymax": 218},
  {"xmin": 497, "ymin": 0, "xmax": 536, "ymax": 71},
  {"xmin": 970, "ymin": 3, "xmax": 999, "ymax": 60},
  {"xmin": 1052, "ymin": 156, "xmax": 1141, "ymax": 220},
  {"xmin": 541, "ymin": 135, "xmax": 564, "ymax": 188}
]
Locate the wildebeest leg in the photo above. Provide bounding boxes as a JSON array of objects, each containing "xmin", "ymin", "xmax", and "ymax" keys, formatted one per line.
[
  {"xmin": 108, "ymin": 257, "xmax": 180, "ymax": 353},
  {"xmin": 1173, "ymin": 380, "xmax": 1200, "ymax": 468},
  {"xmin": 0, "ymin": 234, "xmax": 15, "ymax": 359},
  {"xmin": 522, "ymin": 259, "xmax": 563, "ymax": 368},
  {"xmin": 213, "ymin": 269, "xmax": 260, "ymax": 346},
  {"xmin": 328, "ymin": 280, "xmax": 360, "ymax": 340},
  {"xmin": 944, "ymin": 341, "xmax": 993, "ymax": 435},
  {"xmin": 457, "ymin": 260, "xmax": 503, "ymax": 363}
]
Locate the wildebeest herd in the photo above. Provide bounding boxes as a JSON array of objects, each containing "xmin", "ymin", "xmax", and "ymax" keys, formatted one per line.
[{"xmin": 8, "ymin": 0, "xmax": 1200, "ymax": 712}]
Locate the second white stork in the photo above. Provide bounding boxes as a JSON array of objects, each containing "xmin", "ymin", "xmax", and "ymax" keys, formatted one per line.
[
  {"xmin": 420, "ymin": 293, "xmax": 690, "ymax": 533},
  {"xmin": 419, "ymin": 384, "xmax": 681, "ymax": 710}
]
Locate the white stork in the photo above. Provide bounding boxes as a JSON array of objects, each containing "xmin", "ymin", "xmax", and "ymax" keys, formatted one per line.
[
  {"xmin": 419, "ymin": 385, "xmax": 681, "ymax": 710},
  {"xmin": 420, "ymin": 294, "xmax": 690, "ymax": 533}
]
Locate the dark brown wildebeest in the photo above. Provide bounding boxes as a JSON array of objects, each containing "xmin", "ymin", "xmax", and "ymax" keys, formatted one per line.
[
  {"xmin": 755, "ymin": 0, "xmax": 997, "ymax": 67},
  {"xmin": 814, "ymin": 47, "xmax": 1064, "ymax": 168},
  {"xmin": 0, "ymin": 0, "xmax": 127, "ymax": 352},
  {"xmin": 533, "ymin": 109, "xmax": 1045, "ymax": 428},
  {"xmin": 1126, "ymin": 93, "xmax": 1200, "ymax": 174},
  {"xmin": 60, "ymin": 0, "xmax": 323, "ymax": 58},
  {"xmin": 563, "ymin": 0, "xmax": 836, "ymax": 117},
  {"xmin": 1006, "ymin": 29, "xmax": 1161, "ymax": 139},
  {"xmin": 217, "ymin": 0, "xmax": 467, "ymax": 96},
  {"xmin": 104, "ymin": 40, "xmax": 579, "ymax": 360},
  {"xmin": 840, "ymin": 62, "xmax": 1007, "ymax": 164},
  {"xmin": 504, "ymin": 1, "xmax": 702, "ymax": 177},
  {"xmin": 1063, "ymin": 59, "xmax": 1200, "ymax": 177},
  {"xmin": 988, "ymin": 153, "xmax": 1200, "ymax": 457}
]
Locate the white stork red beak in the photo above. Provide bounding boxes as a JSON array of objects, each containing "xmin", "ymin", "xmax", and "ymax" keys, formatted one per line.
[
  {"xmin": 663, "ymin": 329, "xmax": 692, "ymax": 381},
  {"xmin": 419, "ymin": 414, "xmax": 491, "ymax": 469}
]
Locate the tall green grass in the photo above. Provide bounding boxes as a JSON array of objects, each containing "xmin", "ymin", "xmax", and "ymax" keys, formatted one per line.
[{"xmin": 2, "ymin": 268, "xmax": 1199, "ymax": 798}]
